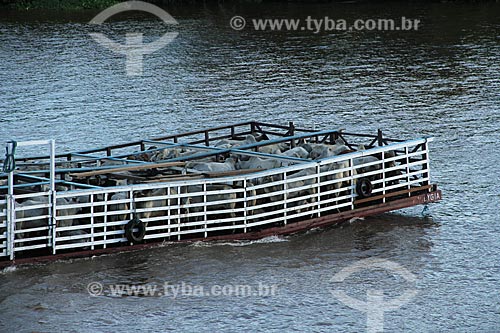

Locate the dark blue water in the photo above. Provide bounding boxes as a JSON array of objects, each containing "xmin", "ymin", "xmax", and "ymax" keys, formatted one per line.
[{"xmin": 0, "ymin": 2, "xmax": 499, "ymax": 332}]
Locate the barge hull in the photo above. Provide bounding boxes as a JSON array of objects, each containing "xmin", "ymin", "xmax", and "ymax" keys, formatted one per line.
[{"xmin": 0, "ymin": 189, "xmax": 441, "ymax": 268}]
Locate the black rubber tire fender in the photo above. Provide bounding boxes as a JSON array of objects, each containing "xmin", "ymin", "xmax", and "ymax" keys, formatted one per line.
[
  {"xmin": 125, "ymin": 217, "xmax": 146, "ymax": 243},
  {"xmin": 356, "ymin": 178, "xmax": 373, "ymax": 198}
]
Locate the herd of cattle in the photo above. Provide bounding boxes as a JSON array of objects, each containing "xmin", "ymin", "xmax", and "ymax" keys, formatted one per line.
[{"xmin": 1, "ymin": 134, "xmax": 401, "ymax": 249}]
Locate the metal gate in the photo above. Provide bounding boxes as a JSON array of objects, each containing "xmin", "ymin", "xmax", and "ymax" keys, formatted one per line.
[{"xmin": 2, "ymin": 140, "xmax": 56, "ymax": 259}]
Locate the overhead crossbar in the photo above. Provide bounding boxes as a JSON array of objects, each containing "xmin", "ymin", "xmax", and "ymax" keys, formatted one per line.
[
  {"xmin": 0, "ymin": 173, "xmax": 102, "ymax": 190},
  {"xmin": 149, "ymin": 129, "xmax": 343, "ymax": 163},
  {"xmin": 143, "ymin": 141, "xmax": 311, "ymax": 163},
  {"xmin": 69, "ymin": 153, "xmax": 147, "ymax": 164}
]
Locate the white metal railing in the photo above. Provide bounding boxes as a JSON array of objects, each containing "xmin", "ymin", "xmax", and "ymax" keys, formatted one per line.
[
  {"xmin": 0, "ymin": 198, "xmax": 7, "ymax": 257},
  {"xmin": 1, "ymin": 137, "xmax": 433, "ymax": 259},
  {"xmin": 2, "ymin": 140, "xmax": 55, "ymax": 259}
]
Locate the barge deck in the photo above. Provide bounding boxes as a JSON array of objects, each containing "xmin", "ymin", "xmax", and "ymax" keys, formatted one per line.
[{"xmin": 0, "ymin": 121, "xmax": 441, "ymax": 266}]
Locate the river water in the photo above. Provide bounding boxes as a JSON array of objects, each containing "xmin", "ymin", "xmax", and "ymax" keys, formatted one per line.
[{"xmin": 0, "ymin": 2, "xmax": 499, "ymax": 332}]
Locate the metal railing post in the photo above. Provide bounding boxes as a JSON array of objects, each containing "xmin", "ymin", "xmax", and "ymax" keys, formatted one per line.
[
  {"xmin": 424, "ymin": 140, "xmax": 431, "ymax": 188},
  {"xmin": 316, "ymin": 164, "xmax": 321, "ymax": 217},
  {"xmin": 7, "ymin": 194, "xmax": 15, "ymax": 261},
  {"xmin": 243, "ymin": 179, "xmax": 247, "ymax": 233},
  {"xmin": 382, "ymin": 151, "xmax": 386, "ymax": 203},
  {"xmin": 203, "ymin": 183, "xmax": 207, "ymax": 238},
  {"xmin": 103, "ymin": 193, "xmax": 108, "ymax": 248},
  {"xmin": 405, "ymin": 146, "xmax": 411, "ymax": 196},
  {"xmin": 90, "ymin": 194, "xmax": 95, "ymax": 250},
  {"xmin": 350, "ymin": 158, "xmax": 355, "ymax": 209},
  {"xmin": 167, "ymin": 186, "xmax": 171, "ymax": 238},
  {"xmin": 177, "ymin": 185, "xmax": 181, "ymax": 241},
  {"xmin": 49, "ymin": 140, "xmax": 57, "ymax": 254},
  {"xmin": 283, "ymin": 172, "xmax": 287, "ymax": 226},
  {"xmin": 7, "ymin": 142, "xmax": 15, "ymax": 260}
]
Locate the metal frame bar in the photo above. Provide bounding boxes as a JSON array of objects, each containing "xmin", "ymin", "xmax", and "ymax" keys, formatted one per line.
[{"xmin": 4, "ymin": 140, "xmax": 56, "ymax": 259}]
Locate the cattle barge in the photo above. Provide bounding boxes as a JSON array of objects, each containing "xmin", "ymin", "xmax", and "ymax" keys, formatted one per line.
[{"xmin": 0, "ymin": 121, "xmax": 441, "ymax": 266}]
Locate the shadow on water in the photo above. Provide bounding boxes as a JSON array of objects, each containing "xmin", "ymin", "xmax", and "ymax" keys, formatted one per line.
[{"xmin": 285, "ymin": 212, "xmax": 437, "ymax": 257}]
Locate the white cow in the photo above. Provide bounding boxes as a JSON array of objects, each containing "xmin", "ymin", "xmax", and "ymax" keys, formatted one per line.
[
  {"xmin": 258, "ymin": 143, "xmax": 286, "ymax": 155},
  {"xmin": 108, "ymin": 192, "xmax": 130, "ymax": 223},
  {"xmin": 12, "ymin": 197, "xmax": 82, "ymax": 246},
  {"xmin": 253, "ymin": 167, "xmax": 318, "ymax": 204},
  {"xmin": 320, "ymin": 160, "xmax": 352, "ymax": 202},
  {"xmin": 15, "ymin": 197, "xmax": 80, "ymax": 230},
  {"xmin": 236, "ymin": 156, "xmax": 285, "ymax": 170},
  {"xmin": 151, "ymin": 147, "xmax": 196, "ymax": 162},
  {"xmin": 106, "ymin": 188, "xmax": 179, "ymax": 237},
  {"xmin": 309, "ymin": 142, "xmax": 350, "ymax": 160},
  {"xmin": 279, "ymin": 146, "xmax": 309, "ymax": 159},
  {"xmin": 353, "ymin": 156, "xmax": 381, "ymax": 178},
  {"xmin": 181, "ymin": 184, "xmax": 238, "ymax": 222},
  {"xmin": 286, "ymin": 167, "xmax": 318, "ymax": 202},
  {"xmin": 214, "ymin": 134, "xmax": 257, "ymax": 149},
  {"xmin": 136, "ymin": 187, "xmax": 179, "ymax": 222},
  {"xmin": 186, "ymin": 158, "xmax": 237, "ymax": 173}
]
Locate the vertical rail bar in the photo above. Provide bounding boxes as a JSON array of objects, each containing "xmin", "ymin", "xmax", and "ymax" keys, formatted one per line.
[
  {"xmin": 382, "ymin": 151, "xmax": 386, "ymax": 203},
  {"xmin": 204, "ymin": 131, "xmax": 210, "ymax": 147},
  {"xmin": 7, "ymin": 141, "xmax": 15, "ymax": 259},
  {"xmin": 316, "ymin": 164, "xmax": 321, "ymax": 217},
  {"xmin": 166, "ymin": 186, "xmax": 170, "ymax": 238},
  {"xmin": 7, "ymin": 193, "xmax": 15, "ymax": 260},
  {"xmin": 129, "ymin": 189, "xmax": 134, "ymax": 221},
  {"xmin": 243, "ymin": 179, "xmax": 247, "ymax": 233},
  {"xmin": 177, "ymin": 185, "xmax": 181, "ymax": 240},
  {"xmin": 424, "ymin": 140, "xmax": 431, "ymax": 189},
  {"xmin": 283, "ymin": 171, "xmax": 287, "ymax": 226},
  {"xmin": 103, "ymin": 193, "xmax": 108, "ymax": 248},
  {"xmin": 350, "ymin": 158, "xmax": 355, "ymax": 210},
  {"xmin": 377, "ymin": 129, "xmax": 383, "ymax": 146},
  {"xmin": 289, "ymin": 121, "xmax": 295, "ymax": 148},
  {"xmin": 50, "ymin": 140, "xmax": 56, "ymax": 194},
  {"xmin": 203, "ymin": 183, "xmax": 207, "ymax": 238},
  {"xmin": 49, "ymin": 140, "xmax": 57, "ymax": 254},
  {"xmin": 90, "ymin": 194, "xmax": 95, "ymax": 250},
  {"xmin": 405, "ymin": 146, "xmax": 411, "ymax": 196}
]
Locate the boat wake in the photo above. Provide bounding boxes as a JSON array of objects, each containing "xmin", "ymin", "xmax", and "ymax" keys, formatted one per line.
[
  {"xmin": 1, "ymin": 265, "xmax": 17, "ymax": 274},
  {"xmin": 190, "ymin": 235, "xmax": 288, "ymax": 248}
]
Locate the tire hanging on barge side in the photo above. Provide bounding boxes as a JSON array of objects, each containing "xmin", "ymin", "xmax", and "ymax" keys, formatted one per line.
[
  {"xmin": 356, "ymin": 178, "xmax": 373, "ymax": 198},
  {"xmin": 125, "ymin": 217, "xmax": 146, "ymax": 244}
]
